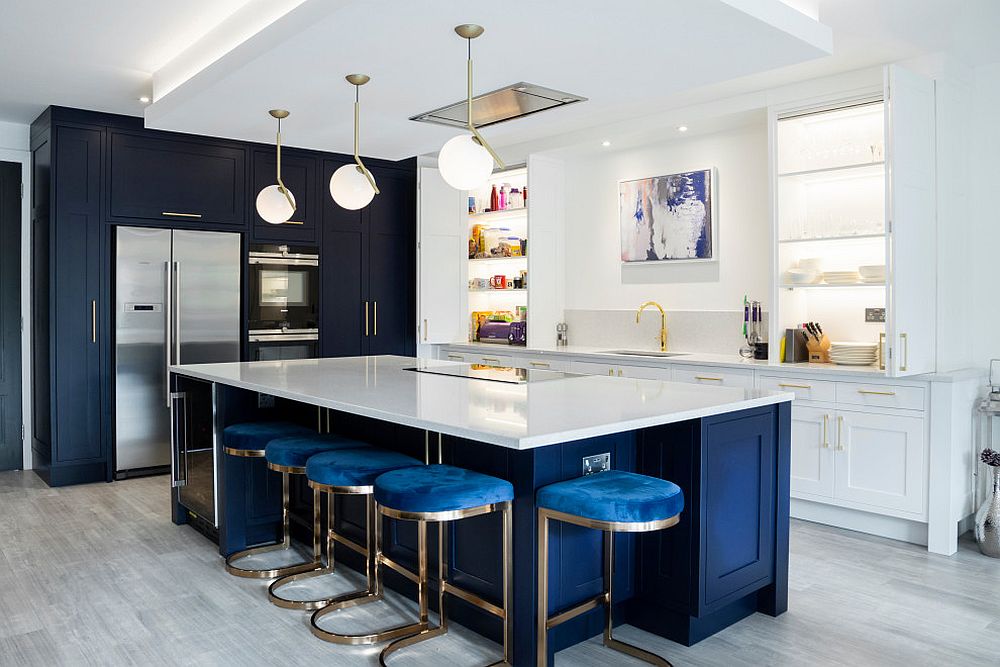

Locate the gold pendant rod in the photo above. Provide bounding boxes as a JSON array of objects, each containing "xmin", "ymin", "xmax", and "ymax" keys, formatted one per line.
[
  {"xmin": 465, "ymin": 46, "xmax": 503, "ymax": 168},
  {"xmin": 274, "ymin": 117, "xmax": 295, "ymax": 212},
  {"xmin": 353, "ymin": 95, "xmax": 380, "ymax": 195}
]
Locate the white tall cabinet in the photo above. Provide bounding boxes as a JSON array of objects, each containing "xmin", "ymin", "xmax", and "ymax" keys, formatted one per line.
[{"xmin": 770, "ymin": 64, "xmax": 936, "ymax": 377}]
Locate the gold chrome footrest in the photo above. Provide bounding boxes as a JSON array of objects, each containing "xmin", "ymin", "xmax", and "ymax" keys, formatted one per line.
[
  {"xmin": 267, "ymin": 565, "xmax": 349, "ymax": 610},
  {"xmin": 310, "ymin": 595, "xmax": 428, "ymax": 646},
  {"xmin": 224, "ymin": 542, "xmax": 321, "ymax": 580},
  {"xmin": 605, "ymin": 636, "xmax": 672, "ymax": 667},
  {"xmin": 378, "ymin": 625, "xmax": 446, "ymax": 665}
]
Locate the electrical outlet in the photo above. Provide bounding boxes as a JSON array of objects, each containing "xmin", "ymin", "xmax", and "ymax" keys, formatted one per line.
[
  {"xmin": 582, "ymin": 453, "xmax": 610, "ymax": 476},
  {"xmin": 257, "ymin": 393, "xmax": 275, "ymax": 408},
  {"xmin": 865, "ymin": 307, "xmax": 886, "ymax": 323}
]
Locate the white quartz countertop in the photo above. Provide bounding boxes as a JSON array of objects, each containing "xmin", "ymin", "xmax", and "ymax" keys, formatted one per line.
[{"xmin": 170, "ymin": 356, "xmax": 793, "ymax": 450}]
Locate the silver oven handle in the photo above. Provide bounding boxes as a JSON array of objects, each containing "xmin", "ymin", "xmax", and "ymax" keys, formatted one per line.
[
  {"xmin": 164, "ymin": 261, "xmax": 172, "ymax": 407},
  {"xmin": 249, "ymin": 256, "xmax": 319, "ymax": 266},
  {"xmin": 248, "ymin": 333, "xmax": 319, "ymax": 342},
  {"xmin": 170, "ymin": 391, "xmax": 188, "ymax": 488}
]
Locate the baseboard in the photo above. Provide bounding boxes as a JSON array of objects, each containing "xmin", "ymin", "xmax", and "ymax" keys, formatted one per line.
[{"xmin": 791, "ymin": 498, "xmax": 928, "ymax": 546}]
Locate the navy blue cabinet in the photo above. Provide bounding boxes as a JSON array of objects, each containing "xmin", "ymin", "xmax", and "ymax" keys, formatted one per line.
[
  {"xmin": 30, "ymin": 119, "xmax": 110, "ymax": 486},
  {"xmin": 109, "ymin": 131, "xmax": 247, "ymax": 227},
  {"xmin": 320, "ymin": 160, "xmax": 415, "ymax": 358},
  {"xmin": 250, "ymin": 148, "xmax": 319, "ymax": 243}
]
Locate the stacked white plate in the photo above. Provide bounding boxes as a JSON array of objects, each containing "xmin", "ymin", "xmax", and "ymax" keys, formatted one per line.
[
  {"xmin": 830, "ymin": 341, "xmax": 878, "ymax": 366},
  {"xmin": 822, "ymin": 270, "xmax": 861, "ymax": 285},
  {"xmin": 858, "ymin": 264, "xmax": 887, "ymax": 284}
]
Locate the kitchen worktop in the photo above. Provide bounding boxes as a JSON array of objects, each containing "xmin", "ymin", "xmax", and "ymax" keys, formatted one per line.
[
  {"xmin": 170, "ymin": 355, "xmax": 793, "ymax": 449},
  {"xmin": 438, "ymin": 342, "xmax": 955, "ymax": 380}
]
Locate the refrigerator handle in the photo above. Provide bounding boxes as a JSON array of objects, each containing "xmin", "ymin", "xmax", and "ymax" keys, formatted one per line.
[
  {"xmin": 169, "ymin": 391, "xmax": 188, "ymax": 488},
  {"xmin": 165, "ymin": 261, "xmax": 172, "ymax": 408},
  {"xmin": 174, "ymin": 261, "xmax": 181, "ymax": 365}
]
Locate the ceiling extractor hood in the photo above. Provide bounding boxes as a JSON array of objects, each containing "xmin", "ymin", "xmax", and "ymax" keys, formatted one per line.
[{"xmin": 410, "ymin": 82, "xmax": 587, "ymax": 129}]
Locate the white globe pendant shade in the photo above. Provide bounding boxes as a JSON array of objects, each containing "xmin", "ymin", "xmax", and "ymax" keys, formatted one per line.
[
  {"xmin": 255, "ymin": 184, "xmax": 296, "ymax": 224},
  {"xmin": 438, "ymin": 133, "xmax": 494, "ymax": 190},
  {"xmin": 330, "ymin": 163, "xmax": 377, "ymax": 210}
]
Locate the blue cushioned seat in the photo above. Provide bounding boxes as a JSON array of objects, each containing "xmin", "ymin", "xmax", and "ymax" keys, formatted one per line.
[
  {"xmin": 306, "ymin": 448, "xmax": 422, "ymax": 489},
  {"xmin": 374, "ymin": 464, "xmax": 514, "ymax": 514},
  {"xmin": 265, "ymin": 434, "xmax": 371, "ymax": 469},
  {"xmin": 537, "ymin": 470, "xmax": 683, "ymax": 524},
  {"xmin": 222, "ymin": 421, "xmax": 314, "ymax": 452}
]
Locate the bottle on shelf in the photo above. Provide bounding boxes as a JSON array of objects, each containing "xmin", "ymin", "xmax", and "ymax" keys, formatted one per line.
[{"xmin": 490, "ymin": 184, "xmax": 499, "ymax": 212}]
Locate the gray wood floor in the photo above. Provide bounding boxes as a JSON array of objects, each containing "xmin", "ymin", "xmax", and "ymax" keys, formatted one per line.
[{"xmin": 1, "ymin": 471, "xmax": 998, "ymax": 666}]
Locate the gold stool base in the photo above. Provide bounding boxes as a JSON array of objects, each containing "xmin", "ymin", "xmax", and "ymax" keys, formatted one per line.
[
  {"xmin": 310, "ymin": 592, "xmax": 429, "ymax": 646},
  {"xmin": 268, "ymin": 565, "xmax": 344, "ymax": 611},
  {"xmin": 224, "ymin": 542, "xmax": 322, "ymax": 580}
]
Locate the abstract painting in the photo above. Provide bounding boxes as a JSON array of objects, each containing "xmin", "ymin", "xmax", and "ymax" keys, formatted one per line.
[{"xmin": 619, "ymin": 168, "xmax": 715, "ymax": 263}]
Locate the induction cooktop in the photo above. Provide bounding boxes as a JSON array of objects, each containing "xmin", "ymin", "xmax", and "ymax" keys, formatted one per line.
[{"xmin": 405, "ymin": 361, "xmax": 584, "ymax": 384}]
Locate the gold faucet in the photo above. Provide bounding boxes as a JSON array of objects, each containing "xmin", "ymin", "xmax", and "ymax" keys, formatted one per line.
[{"xmin": 636, "ymin": 301, "xmax": 667, "ymax": 352}]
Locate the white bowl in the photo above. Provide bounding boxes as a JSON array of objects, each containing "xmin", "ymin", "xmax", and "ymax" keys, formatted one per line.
[
  {"xmin": 798, "ymin": 257, "xmax": 823, "ymax": 271},
  {"xmin": 784, "ymin": 270, "xmax": 819, "ymax": 284}
]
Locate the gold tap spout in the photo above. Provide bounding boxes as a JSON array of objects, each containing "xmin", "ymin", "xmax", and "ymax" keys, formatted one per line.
[{"xmin": 636, "ymin": 301, "xmax": 667, "ymax": 352}]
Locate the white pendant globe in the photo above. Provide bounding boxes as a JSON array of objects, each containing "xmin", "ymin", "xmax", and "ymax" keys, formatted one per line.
[
  {"xmin": 330, "ymin": 163, "xmax": 377, "ymax": 210},
  {"xmin": 255, "ymin": 184, "xmax": 296, "ymax": 224},
  {"xmin": 438, "ymin": 133, "xmax": 494, "ymax": 190}
]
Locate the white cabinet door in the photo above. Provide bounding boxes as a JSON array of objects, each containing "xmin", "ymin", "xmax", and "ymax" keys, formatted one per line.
[
  {"xmin": 571, "ymin": 361, "xmax": 620, "ymax": 377},
  {"xmin": 417, "ymin": 167, "xmax": 466, "ymax": 344},
  {"xmin": 885, "ymin": 64, "xmax": 936, "ymax": 376},
  {"xmin": 833, "ymin": 410, "xmax": 926, "ymax": 515},
  {"xmin": 790, "ymin": 406, "xmax": 835, "ymax": 499}
]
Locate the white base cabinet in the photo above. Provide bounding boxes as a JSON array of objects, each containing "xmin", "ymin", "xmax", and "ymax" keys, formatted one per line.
[{"xmin": 789, "ymin": 406, "xmax": 835, "ymax": 498}]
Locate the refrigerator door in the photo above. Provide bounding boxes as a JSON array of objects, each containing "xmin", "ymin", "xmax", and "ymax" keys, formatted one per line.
[
  {"xmin": 172, "ymin": 229, "xmax": 241, "ymax": 525},
  {"xmin": 115, "ymin": 227, "xmax": 172, "ymax": 472}
]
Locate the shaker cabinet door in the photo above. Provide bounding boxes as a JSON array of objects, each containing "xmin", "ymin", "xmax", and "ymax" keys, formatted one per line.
[
  {"xmin": 251, "ymin": 149, "xmax": 318, "ymax": 243},
  {"xmin": 833, "ymin": 410, "xmax": 926, "ymax": 515},
  {"xmin": 789, "ymin": 406, "xmax": 835, "ymax": 499},
  {"xmin": 109, "ymin": 132, "xmax": 246, "ymax": 226}
]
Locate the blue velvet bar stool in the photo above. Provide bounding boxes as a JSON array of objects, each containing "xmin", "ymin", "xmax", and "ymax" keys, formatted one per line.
[
  {"xmin": 305, "ymin": 448, "xmax": 425, "ymax": 644},
  {"xmin": 263, "ymin": 434, "xmax": 372, "ymax": 609},
  {"xmin": 370, "ymin": 464, "xmax": 514, "ymax": 666},
  {"xmin": 221, "ymin": 421, "xmax": 324, "ymax": 579},
  {"xmin": 536, "ymin": 470, "xmax": 684, "ymax": 667}
]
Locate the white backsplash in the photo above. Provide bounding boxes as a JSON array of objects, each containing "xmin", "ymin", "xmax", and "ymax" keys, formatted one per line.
[{"xmin": 563, "ymin": 309, "xmax": 769, "ymax": 355}]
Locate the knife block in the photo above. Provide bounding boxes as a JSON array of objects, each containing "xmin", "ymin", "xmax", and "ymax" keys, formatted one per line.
[{"xmin": 807, "ymin": 334, "xmax": 831, "ymax": 363}]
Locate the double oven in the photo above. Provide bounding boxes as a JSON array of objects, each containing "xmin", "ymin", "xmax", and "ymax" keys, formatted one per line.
[{"xmin": 247, "ymin": 244, "xmax": 320, "ymax": 360}]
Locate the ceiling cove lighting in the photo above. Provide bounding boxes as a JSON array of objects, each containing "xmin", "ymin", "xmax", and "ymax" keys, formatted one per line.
[
  {"xmin": 437, "ymin": 24, "xmax": 504, "ymax": 191},
  {"xmin": 330, "ymin": 74, "xmax": 380, "ymax": 210},
  {"xmin": 255, "ymin": 109, "xmax": 297, "ymax": 224}
]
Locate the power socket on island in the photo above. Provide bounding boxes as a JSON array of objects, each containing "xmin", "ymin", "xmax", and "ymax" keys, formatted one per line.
[{"xmin": 582, "ymin": 453, "xmax": 610, "ymax": 476}]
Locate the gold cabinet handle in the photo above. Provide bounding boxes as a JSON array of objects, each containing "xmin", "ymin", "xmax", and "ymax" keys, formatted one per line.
[
  {"xmin": 91, "ymin": 300, "xmax": 97, "ymax": 343},
  {"xmin": 364, "ymin": 301, "xmax": 369, "ymax": 336},
  {"xmin": 161, "ymin": 211, "xmax": 202, "ymax": 219},
  {"xmin": 695, "ymin": 376, "xmax": 723, "ymax": 382},
  {"xmin": 858, "ymin": 389, "xmax": 896, "ymax": 396},
  {"xmin": 283, "ymin": 221, "xmax": 304, "ymax": 225},
  {"xmin": 423, "ymin": 319, "xmax": 428, "ymax": 342},
  {"xmin": 373, "ymin": 301, "xmax": 377, "ymax": 337},
  {"xmin": 899, "ymin": 333, "xmax": 908, "ymax": 371},
  {"xmin": 617, "ymin": 369, "xmax": 623, "ymax": 377},
  {"xmin": 446, "ymin": 354, "xmax": 463, "ymax": 361},
  {"xmin": 822, "ymin": 413, "xmax": 830, "ymax": 448},
  {"xmin": 608, "ymin": 369, "xmax": 614, "ymax": 376},
  {"xmin": 481, "ymin": 357, "xmax": 500, "ymax": 364},
  {"xmin": 837, "ymin": 415, "xmax": 845, "ymax": 451},
  {"xmin": 529, "ymin": 361, "xmax": 550, "ymax": 368},
  {"xmin": 879, "ymin": 332, "xmax": 887, "ymax": 371},
  {"xmin": 779, "ymin": 383, "xmax": 812, "ymax": 389}
]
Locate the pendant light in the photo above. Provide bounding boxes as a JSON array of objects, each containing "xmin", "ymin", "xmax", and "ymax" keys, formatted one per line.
[
  {"xmin": 255, "ymin": 109, "xmax": 297, "ymax": 224},
  {"xmin": 437, "ymin": 24, "xmax": 504, "ymax": 191},
  {"xmin": 330, "ymin": 74, "xmax": 380, "ymax": 210}
]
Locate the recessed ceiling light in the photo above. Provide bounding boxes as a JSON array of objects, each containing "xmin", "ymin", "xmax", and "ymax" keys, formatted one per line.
[
  {"xmin": 677, "ymin": 125, "xmax": 688, "ymax": 132},
  {"xmin": 138, "ymin": 96, "xmax": 150, "ymax": 104},
  {"xmin": 601, "ymin": 140, "xmax": 611, "ymax": 147}
]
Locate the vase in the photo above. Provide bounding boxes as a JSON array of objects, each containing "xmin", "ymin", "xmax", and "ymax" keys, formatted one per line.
[{"xmin": 975, "ymin": 467, "xmax": 1000, "ymax": 558}]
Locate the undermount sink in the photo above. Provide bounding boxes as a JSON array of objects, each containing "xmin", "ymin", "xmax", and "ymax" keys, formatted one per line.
[{"xmin": 600, "ymin": 350, "xmax": 688, "ymax": 358}]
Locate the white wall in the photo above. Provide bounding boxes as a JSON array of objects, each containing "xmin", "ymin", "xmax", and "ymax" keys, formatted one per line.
[
  {"xmin": 0, "ymin": 120, "xmax": 31, "ymax": 469},
  {"xmin": 562, "ymin": 123, "xmax": 769, "ymax": 312},
  {"xmin": 972, "ymin": 63, "xmax": 1000, "ymax": 372}
]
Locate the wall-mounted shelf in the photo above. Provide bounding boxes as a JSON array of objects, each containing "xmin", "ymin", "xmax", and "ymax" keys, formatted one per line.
[
  {"xmin": 778, "ymin": 161, "xmax": 884, "ymax": 180},
  {"xmin": 778, "ymin": 233, "xmax": 886, "ymax": 244},
  {"xmin": 469, "ymin": 255, "xmax": 527, "ymax": 263},
  {"xmin": 469, "ymin": 208, "xmax": 528, "ymax": 222},
  {"xmin": 780, "ymin": 282, "xmax": 885, "ymax": 290},
  {"xmin": 468, "ymin": 288, "xmax": 528, "ymax": 293}
]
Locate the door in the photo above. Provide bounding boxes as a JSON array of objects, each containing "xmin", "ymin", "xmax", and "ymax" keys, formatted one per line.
[
  {"xmin": 171, "ymin": 229, "xmax": 241, "ymax": 365},
  {"xmin": 109, "ymin": 131, "xmax": 246, "ymax": 226},
  {"xmin": 417, "ymin": 166, "xmax": 465, "ymax": 345},
  {"xmin": 115, "ymin": 227, "xmax": 171, "ymax": 472},
  {"xmin": 834, "ymin": 410, "xmax": 926, "ymax": 514},
  {"xmin": 251, "ymin": 150, "xmax": 318, "ymax": 243},
  {"xmin": 789, "ymin": 406, "xmax": 834, "ymax": 499},
  {"xmin": 885, "ymin": 64, "xmax": 936, "ymax": 376},
  {"xmin": 0, "ymin": 162, "xmax": 21, "ymax": 470},
  {"xmin": 367, "ymin": 168, "xmax": 415, "ymax": 356}
]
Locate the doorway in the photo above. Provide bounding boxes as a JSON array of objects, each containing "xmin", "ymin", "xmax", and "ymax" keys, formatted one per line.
[{"xmin": 0, "ymin": 161, "xmax": 22, "ymax": 470}]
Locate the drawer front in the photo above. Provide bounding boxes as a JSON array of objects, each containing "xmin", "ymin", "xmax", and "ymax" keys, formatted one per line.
[
  {"xmin": 571, "ymin": 361, "xmax": 620, "ymax": 376},
  {"xmin": 473, "ymin": 352, "xmax": 514, "ymax": 367},
  {"xmin": 672, "ymin": 365, "xmax": 754, "ymax": 388},
  {"xmin": 110, "ymin": 131, "xmax": 246, "ymax": 226},
  {"xmin": 835, "ymin": 382, "xmax": 925, "ymax": 411},
  {"xmin": 759, "ymin": 375, "xmax": 837, "ymax": 403},
  {"xmin": 514, "ymin": 356, "xmax": 573, "ymax": 372}
]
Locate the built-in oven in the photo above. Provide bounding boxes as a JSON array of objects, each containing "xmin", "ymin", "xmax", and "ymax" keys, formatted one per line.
[
  {"xmin": 248, "ymin": 243, "xmax": 320, "ymax": 332},
  {"xmin": 247, "ymin": 329, "xmax": 319, "ymax": 361}
]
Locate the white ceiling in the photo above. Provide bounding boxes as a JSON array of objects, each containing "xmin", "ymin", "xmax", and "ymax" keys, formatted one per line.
[
  {"xmin": 2, "ymin": 0, "xmax": 998, "ymax": 158},
  {"xmin": 142, "ymin": 0, "xmax": 831, "ymax": 160}
]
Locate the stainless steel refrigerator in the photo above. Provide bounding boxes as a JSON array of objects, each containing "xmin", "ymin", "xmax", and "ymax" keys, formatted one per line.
[{"xmin": 115, "ymin": 227, "xmax": 241, "ymax": 474}]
